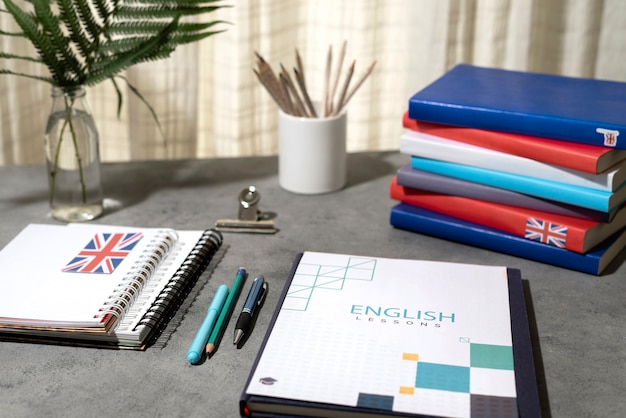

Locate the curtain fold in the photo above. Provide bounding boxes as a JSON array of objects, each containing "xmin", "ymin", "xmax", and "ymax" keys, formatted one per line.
[{"xmin": 1, "ymin": 0, "xmax": 625, "ymax": 165}]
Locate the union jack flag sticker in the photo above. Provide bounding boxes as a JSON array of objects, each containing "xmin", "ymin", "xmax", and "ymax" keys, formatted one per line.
[
  {"xmin": 62, "ymin": 232, "xmax": 143, "ymax": 274},
  {"xmin": 524, "ymin": 218, "xmax": 567, "ymax": 248}
]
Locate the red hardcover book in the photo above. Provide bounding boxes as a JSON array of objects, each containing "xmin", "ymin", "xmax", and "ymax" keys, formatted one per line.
[
  {"xmin": 403, "ymin": 112, "xmax": 626, "ymax": 174},
  {"xmin": 390, "ymin": 176, "xmax": 626, "ymax": 254}
]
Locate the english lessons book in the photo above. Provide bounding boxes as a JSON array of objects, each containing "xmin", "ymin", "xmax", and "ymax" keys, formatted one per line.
[
  {"xmin": 240, "ymin": 251, "xmax": 541, "ymax": 418},
  {"xmin": 390, "ymin": 177, "xmax": 626, "ymax": 254},
  {"xmin": 402, "ymin": 112, "xmax": 626, "ymax": 174},
  {"xmin": 407, "ymin": 64, "xmax": 626, "ymax": 149},
  {"xmin": 0, "ymin": 223, "xmax": 222, "ymax": 349},
  {"xmin": 390, "ymin": 203, "xmax": 626, "ymax": 275},
  {"xmin": 410, "ymin": 156, "xmax": 626, "ymax": 213},
  {"xmin": 401, "ymin": 131, "xmax": 626, "ymax": 192},
  {"xmin": 396, "ymin": 164, "xmax": 615, "ymax": 222}
]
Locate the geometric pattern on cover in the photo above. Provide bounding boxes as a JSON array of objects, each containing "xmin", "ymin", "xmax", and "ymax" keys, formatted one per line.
[
  {"xmin": 393, "ymin": 342, "xmax": 518, "ymax": 418},
  {"xmin": 282, "ymin": 257, "xmax": 377, "ymax": 311},
  {"xmin": 471, "ymin": 394, "xmax": 518, "ymax": 418},
  {"xmin": 356, "ymin": 393, "xmax": 394, "ymax": 411}
]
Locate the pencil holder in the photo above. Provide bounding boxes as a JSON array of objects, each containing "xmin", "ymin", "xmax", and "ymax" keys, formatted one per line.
[{"xmin": 278, "ymin": 109, "xmax": 347, "ymax": 194}]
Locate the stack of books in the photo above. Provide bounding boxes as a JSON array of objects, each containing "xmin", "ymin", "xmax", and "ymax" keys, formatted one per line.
[{"xmin": 390, "ymin": 64, "xmax": 626, "ymax": 275}]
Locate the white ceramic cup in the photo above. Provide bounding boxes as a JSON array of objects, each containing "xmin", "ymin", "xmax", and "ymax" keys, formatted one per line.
[{"xmin": 278, "ymin": 109, "xmax": 347, "ymax": 194}]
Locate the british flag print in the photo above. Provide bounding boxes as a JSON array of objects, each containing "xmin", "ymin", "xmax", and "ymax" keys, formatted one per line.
[
  {"xmin": 62, "ymin": 232, "xmax": 143, "ymax": 274},
  {"xmin": 524, "ymin": 218, "xmax": 568, "ymax": 248}
]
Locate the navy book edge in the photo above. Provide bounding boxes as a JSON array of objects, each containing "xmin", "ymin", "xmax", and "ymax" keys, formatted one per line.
[{"xmin": 390, "ymin": 203, "xmax": 626, "ymax": 276}]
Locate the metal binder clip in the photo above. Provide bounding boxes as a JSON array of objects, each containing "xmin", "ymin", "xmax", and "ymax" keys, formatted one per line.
[
  {"xmin": 215, "ymin": 186, "xmax": 278, "ymax": 234},
  {"xmin": 238, "ymin": 186, "xmax": 261, "ymax": 221}
]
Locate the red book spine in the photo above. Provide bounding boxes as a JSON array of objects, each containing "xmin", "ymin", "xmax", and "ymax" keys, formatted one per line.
[
  {"xmin": 390, "ymin": 177, "xmax": 594, "ymax": 253},
  {"xmin": 403, "ymin": 112, "xmax": 610, "ymax": 174}
]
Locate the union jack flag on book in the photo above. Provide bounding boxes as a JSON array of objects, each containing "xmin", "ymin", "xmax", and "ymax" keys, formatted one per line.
[
  {"xmin": 525, "ymin": 218, "xmax": 568, "ymax": 248},
  {"xmin": 63, "ymin": 232, "xmax": 143, "ymax": 274}
]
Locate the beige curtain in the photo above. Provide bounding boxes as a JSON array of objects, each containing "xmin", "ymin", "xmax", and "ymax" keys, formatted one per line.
[{"xmin": 1, "ymin": 0, "xmax": 625, "ymax": 165}]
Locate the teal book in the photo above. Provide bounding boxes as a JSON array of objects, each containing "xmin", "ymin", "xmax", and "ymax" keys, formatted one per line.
[
  {"xmin": 408, "ymin": 64, "xmax": 626, "ymax": 149},
  {"xmin": 410, "ymin": 156, "xmax": 626, "ymax": 213}
]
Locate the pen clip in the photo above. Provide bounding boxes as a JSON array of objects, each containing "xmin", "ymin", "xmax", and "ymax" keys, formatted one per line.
[{"xmin": 256, "ymin": 282, "xmax": 268, "ymax": 307}]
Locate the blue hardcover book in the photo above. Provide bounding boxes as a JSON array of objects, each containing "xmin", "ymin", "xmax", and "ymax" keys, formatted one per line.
[
  {"xmin": 390, "ymin": 203, "xmax": 626, "ymax": 275},
  {"xmin": 396, "ymin": 164, "xmax": 616, "ymax": 222},
  {"xmin": 408, "ymin": 64, "xmax": 626, "ymax": 149},
  {"xmin": 411, "ymin": 156, "xmax": 626, "ymax": 213}
]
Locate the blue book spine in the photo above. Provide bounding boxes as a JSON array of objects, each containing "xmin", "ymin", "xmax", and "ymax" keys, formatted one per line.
[
  {"xmin": 410, "ymin": 156, "xmax": 622, "ymax": 212},
  {"xmin": 407, "ymin": 64, "xmax": 626, "ymax": 149},
  {"xmin": 390, "ymin": 203, "xmax": 624, "ymax": 275}
]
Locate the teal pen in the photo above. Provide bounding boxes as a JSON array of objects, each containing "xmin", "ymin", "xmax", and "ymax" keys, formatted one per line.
[
  {"xmin": 206, "ymin": 267, "xmax": 247, "ymax": 355},
  {"xmin": 187, "ymin": 284, "xmax": 229, "ymax": 364}
]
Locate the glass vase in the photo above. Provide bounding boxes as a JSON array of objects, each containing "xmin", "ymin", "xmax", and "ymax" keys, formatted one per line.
[{"xmin": 44, "ymin": 86, "xmax": 103, "ymax": 222}]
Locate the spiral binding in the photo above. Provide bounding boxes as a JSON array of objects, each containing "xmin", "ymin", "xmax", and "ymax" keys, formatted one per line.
[
  {"xmin": 99, "ymin": 229, "xmax": 178, "ymax": 323},
  {"xmin": 134, "ymin": 229, "xmax": 223, "ymax": 342}
]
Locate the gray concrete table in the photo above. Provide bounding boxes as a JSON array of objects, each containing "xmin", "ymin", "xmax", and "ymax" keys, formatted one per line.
[{"xmin": 0, "ymin": 152, "xmax": 624, "ymax": 417}]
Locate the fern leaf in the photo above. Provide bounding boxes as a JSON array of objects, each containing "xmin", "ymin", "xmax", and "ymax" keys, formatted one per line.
[
  {"xmin": 2, "ymin": 0, "xmax": 66, "ymax": 85},
  {"xmin": 31, "ymin": 0, "xmax": 84, "ymax": 83},
  {"xmin": 115, "ymin": 4, "xmax": 223, "ymax": 20},
  {"xmin": 0, "ymin": 68, "xmax": 54, "ymax": 84},
  {"xmin": 0, "ymin": 51, "xmax": 43, "ymax": 64},
  {"xmin": 73, "ymin": 0, "xmax": 106, "ymax": 45},
  {"xmin": 84, "ymin": 18, "xmax": 178, "ymax": 86},
  {"xmin": 118, "ymin": 75, "xmax": 166, "ymax": 143},
  {"xmin": 57, "ymin": 0, "xmax": 93, "ymax": 60}
]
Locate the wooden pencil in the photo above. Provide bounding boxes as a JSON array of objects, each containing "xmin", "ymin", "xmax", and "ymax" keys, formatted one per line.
[
  {"xmin": 322, "ymin": 45, "xmax": 332, "ymax": 117},
  {"xmin": 335, "ymin": 60, "xmax": 377, "ymax": 115},
  {"xmin": 254, "ymin": 68, "xmax": 288, "ymax": 113},
  {"xmin": 280, "ymin": 63, "xmax": 309, "ymax": 117},
  {"xmin": 327, "ymin": 40, "xmax": 347, "ymax": 116},
  {"xmin": 333, "ymin": 60, "xmax": 355, "ymax": 116},
  {"xmin": 294, "ymin": 67, "xmax": 317, "ymax": 117},
  {"xmin": 253, "ymin": 47, "xmax": 375, "ymax": 118},
  {"xmin": 255, "ymin": 52, "xmax": 289, "ymax": 112},
  {"xmin": 295, "ymin": 48, "xmax": 306, "ymax": 86},
  {"xmin": 279, "ymin": 72, "xmax": 296, "ymax": 116}
]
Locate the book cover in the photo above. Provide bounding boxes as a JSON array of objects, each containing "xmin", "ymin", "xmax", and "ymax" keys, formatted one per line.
[
  {"xmin": 390, "ymin": 177, "xmax": 626, "ymax": 254},
  {"xmin": 241, "ymin": 252, "xmax": 541, "ymax": 418},
  {"xmin": 402, "ymin": 112, "xmax": 626, "ymax": 174},
  {"xmin": 407, "ymin": 64, "xmax": 626, "ymax": 149},
  {"xmin": 396, "ymin": 164, "xmax": 615, "ymax": 222},
  {"xmin": 410, "ymin": 156, "xmax": 626, "ymax": 213},
  {"xmin": 389, "ymin": 203, "xmax": 626, "ymax": 275},
  {"xmin": 400, "ymin": 131, "xmax": 626, "ymax": 192}
]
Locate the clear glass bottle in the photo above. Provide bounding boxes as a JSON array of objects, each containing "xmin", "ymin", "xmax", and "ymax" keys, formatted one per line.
[{"xmin": 44, "ymin": 86, "xmax": 103, "ymax": 222}]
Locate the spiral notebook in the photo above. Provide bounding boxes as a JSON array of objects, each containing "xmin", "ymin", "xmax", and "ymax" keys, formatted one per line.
[{"xmin": 0, "ymin": 223, "xmax": 223, "ymax": 350}]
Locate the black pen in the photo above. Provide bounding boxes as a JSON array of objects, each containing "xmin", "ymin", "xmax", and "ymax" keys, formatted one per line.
[{"xmin": 233, "ymin": 275, "xmax": 267, "ymax": 345}]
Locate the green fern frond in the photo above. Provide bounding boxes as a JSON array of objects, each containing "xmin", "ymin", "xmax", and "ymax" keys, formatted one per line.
[
  {"xmin": 115, "ymin": 4, "xmax": 223, "ymax": 20},
  {"xmin": 2, "ymin": 0, "xmax": 67, "ymax": 84},
  {"xmin": 0, "ymin": 52, "xmax": 42, "ymax": 63},
  {"xmin": 58, "ymin": 0, "xmax": 94, "ymax": 60},
  {"xmin": 0, "ymin": 68, "xmax": 53, "ymax": 84},
  {"xmin": 85, "ymin": 18, "xmax": 178, "ymax": 86},
  {"xmin": 0, "ymin": 0, "xmax": 230, "ymax": 140},
  {"xmin": 31, "ymin": 0, "xmax": 84, "ymax": 83},
  {"xmin": 73, "ymin": 0, "xmax": 105, "ymax": 43}
]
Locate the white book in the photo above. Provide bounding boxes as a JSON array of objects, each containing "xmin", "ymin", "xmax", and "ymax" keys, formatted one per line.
[
  {"xmin": 241, "ymin": 251, "xmax": 540, "ymax": 418},
  {"xmin": 400, "ymin": 130, "xmax": 626, "ymax": 192}
]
